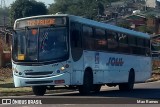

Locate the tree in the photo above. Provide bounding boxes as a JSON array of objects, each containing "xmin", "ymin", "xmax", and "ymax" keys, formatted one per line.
[
  {"xmin": 9, "ymin": 0, "xmax": 47, "ymax": 25},
  {"xmin": 48, "ymin": 0, "xmax": 83, "ymax": 16},
  {"xmin": 48, "ymin": 0, "xmax": 106, "ymax": 20},
  {"xmin": 0, "ymin": 7, "xmax": 9, "ymax": 26},
  {"xmin": 117, "ymin": 21, "xmax": 131, "ymax": 29}
]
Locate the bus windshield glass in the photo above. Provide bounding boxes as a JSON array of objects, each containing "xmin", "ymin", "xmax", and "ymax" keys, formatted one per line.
[{"xmin": 12, "ymin": 27, "xmax": 68, "ymax": 62}]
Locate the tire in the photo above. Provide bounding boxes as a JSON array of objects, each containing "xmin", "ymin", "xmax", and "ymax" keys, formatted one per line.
[
  {"xmin": 32, "ymin": 86, "xmax": 46, "ymax": 96},
  {"xmin": 78, "ymin": 70, "xmax": 93, "ymax": 95},
  {"xmin": 92, "ymin": 84, "xmax": 101, "ymax": 93},
  {"xmin": 119, "ymin": 70, "xmax": 135, "ymax": 91}
]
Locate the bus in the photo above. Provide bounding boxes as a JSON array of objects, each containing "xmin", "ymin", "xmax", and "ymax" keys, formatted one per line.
[{"xmin": 12, "ymin": 14, "xmax": 151, "ymax": 96}]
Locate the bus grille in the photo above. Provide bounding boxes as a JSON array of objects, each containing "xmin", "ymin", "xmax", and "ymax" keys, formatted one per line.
[
  {"xmin": 25, "ymin": 80, "xmax": 53, "ymax": 84},
  {"xmin": 25, "ymin": 71, "xmax": 53, "ymax": 76}
]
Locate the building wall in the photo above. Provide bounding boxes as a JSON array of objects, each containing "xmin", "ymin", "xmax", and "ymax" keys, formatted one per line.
[
  {"xmin": 146, "ymin": 18, "xmax": 156, "ymax": 27},
  {"xmin": 146, "ymin": 0, "xmax": 157, "ymax": 8},
  {"xmin": 146, "ymin": 17, "xmax": 160, "ymax": 34}
]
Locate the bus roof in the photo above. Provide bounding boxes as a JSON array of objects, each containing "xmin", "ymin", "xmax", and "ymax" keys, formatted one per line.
[
  {"xmin": 15, "ymin": 14, "xmax": 150, "ymax": 39},
  {"xmin": 69, "ymin": 15, "xmax": 150, "ymax": 39}
]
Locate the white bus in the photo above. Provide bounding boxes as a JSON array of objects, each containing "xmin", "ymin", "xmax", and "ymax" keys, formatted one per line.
[{"xmin": 12, "ymin": 14, "xmax": 151, "ymax": 96}]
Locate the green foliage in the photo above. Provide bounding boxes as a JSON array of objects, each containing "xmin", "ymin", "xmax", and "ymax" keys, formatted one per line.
[
  {"xmin": 136, "ymin": 25, "xmax": 146, "ymax": 32},
  {"xmin": 146, "ymin": 14, "xmax": 155, "ymax": 18},
  {"xmin": 136, "ymin": 25, "xmax": 154, "ymax": 34},
  {"xmin": 117, "ymin": 21, "xmax": 130, "ymax": 29},
  {"xmin": 0, "ymin": 7, "xmax": 9, "ymax": 25},
  {"xmin": 9, "ymin": 0, "xmax": 47, "ymax": 25},
  {"xmin": 48, "ymin": 0, "xmax": 107, "ymax": 20}
]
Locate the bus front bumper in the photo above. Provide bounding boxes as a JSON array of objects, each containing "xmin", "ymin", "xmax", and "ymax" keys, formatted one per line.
[{"xmin": 13, "ymin": 73, "xmax": 70, "ymax": 87}]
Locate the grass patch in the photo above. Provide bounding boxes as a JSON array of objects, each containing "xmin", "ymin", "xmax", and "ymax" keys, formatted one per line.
[
  {"xmin": 0, "ymin": 78, "xmax": 65, "ymax": 96},
  {"xmin": 0, "ymin": 68, "xmax": 32, "ymax": 96},
  {"xmin": 0, "ymin": 78, "xmax": 32, "ymax": 96}
]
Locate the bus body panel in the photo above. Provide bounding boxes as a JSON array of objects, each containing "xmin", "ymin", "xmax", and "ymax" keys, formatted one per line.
[
  {"xmin": 71, "ymin": 50, "xmax": 151, "ymax": 85},
  {"xmin": 82, "ymin": 50, "xmax": 151, "ymax": 84},
  {"xmin": 71, "ymin": 55, "xmax": 84, "ymax": 85}
]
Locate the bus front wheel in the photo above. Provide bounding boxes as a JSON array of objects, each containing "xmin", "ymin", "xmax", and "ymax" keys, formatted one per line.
[
  {"xmin": 78, "ymin": 69, "xmax": 93, "ymax": 95},
  {"xmin": 32, "ymin": 86, "xmax": 46, "ymax": 96},
  {"xmin": 119, "ymin": 70, "xmax": 135, "ymax": 91}
]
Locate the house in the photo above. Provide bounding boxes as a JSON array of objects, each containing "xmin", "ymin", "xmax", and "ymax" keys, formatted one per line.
[
  {"xmin": 146, "ymin": 0, "xmax": 157, "ymax": 8},
  {"xmin": 125, "ymin": 14, "xmax": 146, "ymax": 29},
  {"xmin": 0, "ymin": 32, "xmax": 11, "ymax": 68},
  {"xmin": 145, "ymin": 9, "xmax": 160, "ymax": 34}
]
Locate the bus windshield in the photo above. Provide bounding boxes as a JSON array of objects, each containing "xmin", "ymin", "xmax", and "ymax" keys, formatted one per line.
[{"xmin": 12, "ymin": 27, "xmax": 68, "ymax": 62}]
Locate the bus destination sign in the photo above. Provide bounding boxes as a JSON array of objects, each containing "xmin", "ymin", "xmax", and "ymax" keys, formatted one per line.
[
  {"xmin": 27, "ymin": 18, "xmax": 55, "ymax": 26},
  {"xmin": 15, "ymin": 17, "xmax": 66, "ymax": 29}
]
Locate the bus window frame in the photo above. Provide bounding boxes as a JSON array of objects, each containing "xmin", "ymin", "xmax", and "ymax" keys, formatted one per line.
[
  {"xmin": 94, "ymin": 27, "xmax": 107, "ymax": 51},
  {"xmin": 82, "ymin": 24, "xmax": 94, "ymax": 50}
]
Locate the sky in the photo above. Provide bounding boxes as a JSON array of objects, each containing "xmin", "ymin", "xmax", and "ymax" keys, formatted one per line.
[{"xmin": 5, "ymin": 0, "xmax": 54, "ymax": 7}]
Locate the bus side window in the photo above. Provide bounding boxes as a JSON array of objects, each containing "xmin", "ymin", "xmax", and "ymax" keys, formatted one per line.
[
  {"xmin": 95, "ymin": 28, "xmax": 107, "ymax": 51},
  {"xmin": 145, "ymin": 39, "xmax": 151, "ymax": 56},
  {"xmin": 107, "ymin": 30, "xmax": 118, "ymax": 52},
  {"xmin": 137, "ymin": 38, "xmax": 145, "ymax": 55},
  {"xmin": 83, "ymin": 25, "xmax": 94, "ymax": 50},
  {"xmin": 128, "ymin": 36, "xmax": 137, "ymax": 54},
  {"xmin": 70, "ymin": 22, "xmax": 82, "ymax": 48},
  {"xmin": 118, "ymin": 33, "xmax": 129, "ymax": 53},
  {"xmin": 70, "ymin": 22, "xmax": 83, "ymax": 61}
]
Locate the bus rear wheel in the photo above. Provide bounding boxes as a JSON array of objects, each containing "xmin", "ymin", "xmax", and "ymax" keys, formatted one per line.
[
  {"xmin": 32, "ymin": 86, "xmax": 46, "ymax": 96},
  {"xmin": 78, "ymin": 69, "xmax": 93, "ymax": 95},
  {"xmin": 119, "ymin": 70, "xmax": 135, "ymax": 91}
]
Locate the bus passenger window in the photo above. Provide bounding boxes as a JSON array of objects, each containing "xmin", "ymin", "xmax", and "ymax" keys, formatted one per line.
[
  {"xmin": 83, "ymin": 25, "xmax": 94, "ymax": 50},
  {"xmin": 128, "ymin": 36, "xmax": 137, "ymax": 54},
  {"xmin": 118, "ymin": 33, "xmax": 129, "ymax": 53},
  {"xmin": 145, "ymin": 39, "xmax": 150, "ymax": 48},
  {"xmin": 128, "ymin": 36, "xmax": 136, "ymax": 46},
  {"xmin": 118, "ymin": 33, "xmax": 127, "ymax": 44},
  {"xmin": 95, "ymin": 28, "xmax": 107, "ymax": 51},
  {"xmin": 137, "ymin": 38, "xmax": 144, "ymax": 47},
  {"xmin": 145, "ymin": 39, "xmax": 151, "ymax": 56},
  {"xmin": 137, "ymin": 38, "xmax": 145, "ymax": 55},
  {"xmin": 107, "ymin": 31, "xmax": 118, "ymax": 51}
]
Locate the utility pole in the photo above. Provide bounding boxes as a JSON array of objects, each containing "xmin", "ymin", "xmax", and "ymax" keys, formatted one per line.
[
  {"xmin": 1, "ymin": 0, "xmax": 9, "ymax": 45},
  {"xmin": 96, "ymin": 0, "xmax": 100, "ymax": 21},
  {"xmin": 145, "ymin": 0, "xmax": 147, "ymax": 11}
]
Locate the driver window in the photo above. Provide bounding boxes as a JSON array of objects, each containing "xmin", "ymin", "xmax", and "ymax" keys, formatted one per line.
[{"xmin": 70, "ymin": 22, "xmax": 82, "ymax": 48}]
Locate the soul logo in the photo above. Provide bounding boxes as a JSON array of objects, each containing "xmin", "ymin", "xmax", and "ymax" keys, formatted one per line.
[{"xmin": 106, "ymin": 57, "xmax": 124, "ymax": 66}]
